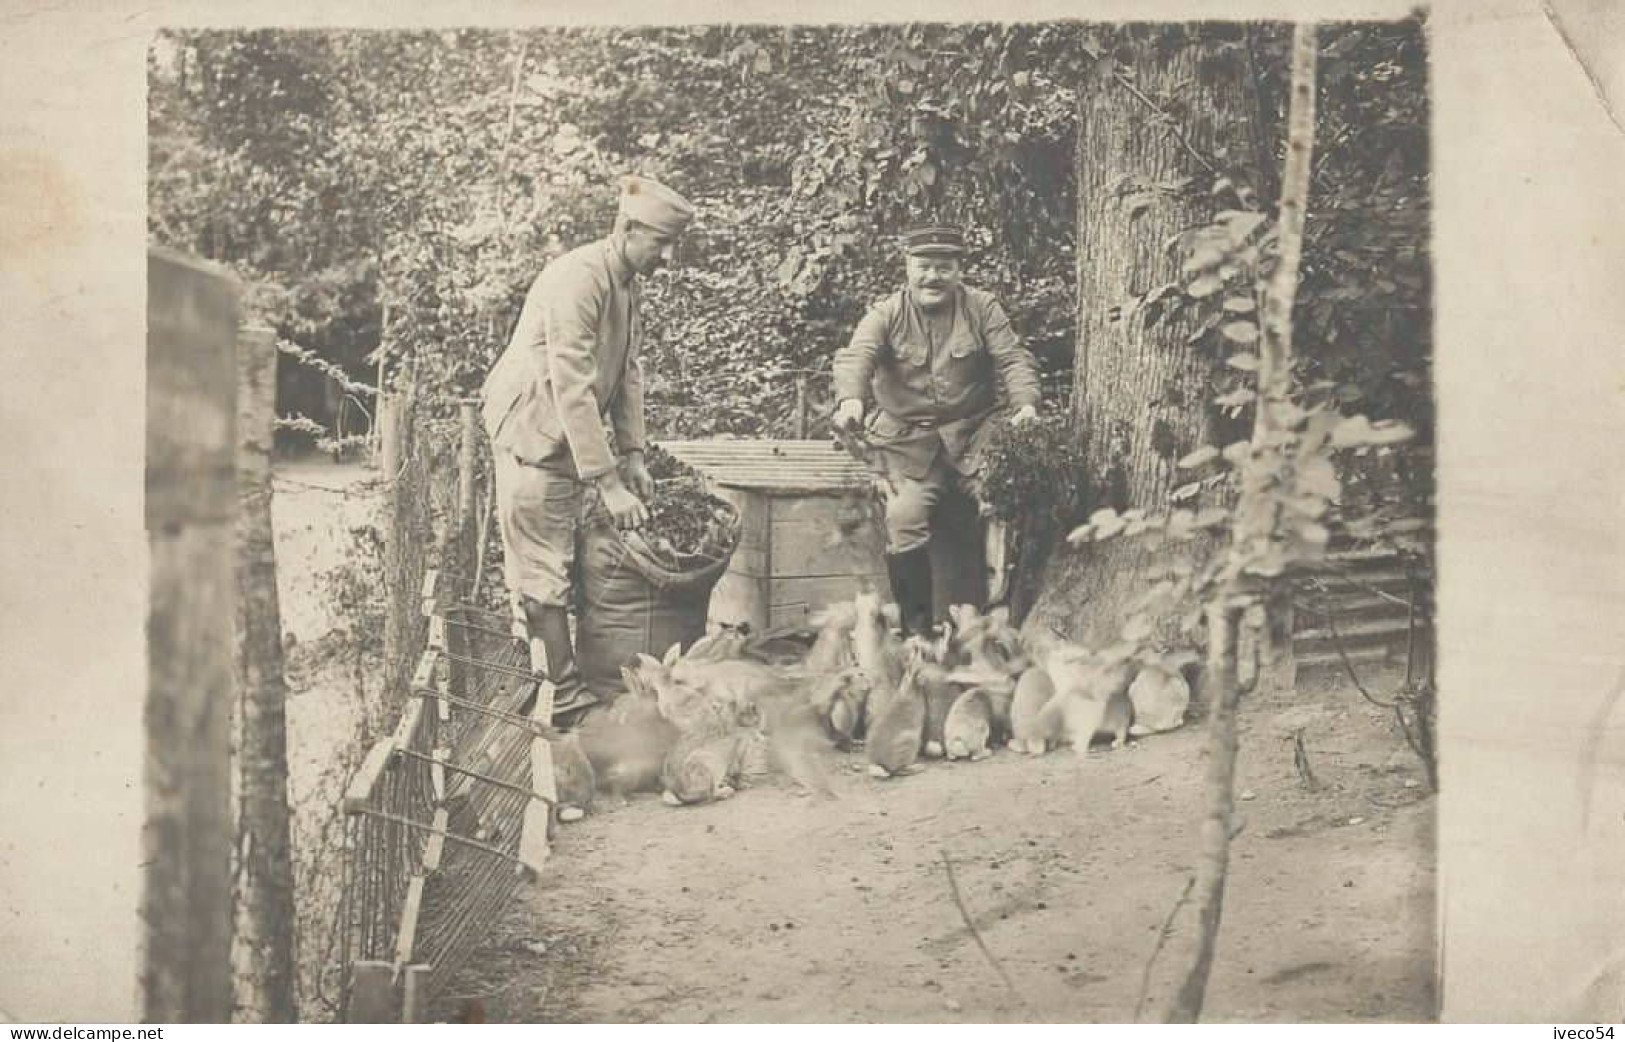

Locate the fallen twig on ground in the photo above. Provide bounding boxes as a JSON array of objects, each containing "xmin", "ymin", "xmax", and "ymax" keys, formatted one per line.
[
  {"xmin": 940, "ymin": 849, "xmax": 1023, "ymax": 1008},
  {"xmin": 1135, "ymin": 875, "xmax": 1196, "ymax": 1022}
]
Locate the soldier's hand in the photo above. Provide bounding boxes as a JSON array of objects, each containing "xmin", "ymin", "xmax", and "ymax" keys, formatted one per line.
[
  {"xmin": 1010, "ymin": 404, "xmax": 1039, "ymax": 426},
  {"xmin": 597, "ymin": 474, "xmax": 649, "ymax": 531},
  {"xmin": 621, "ymin": 451, "xmax": 656, "ymax": 501},
  {"xmin": 834, "ymin": 398, "xmax": 866, "ymax": 433}
]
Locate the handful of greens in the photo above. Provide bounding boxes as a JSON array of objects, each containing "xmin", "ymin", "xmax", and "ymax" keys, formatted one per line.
[
  {"xmin": 629, "ymin": 445, "xmax": 739, "ymax": 568},
  {"xmin": 977, "ymin": 414, "xmax": 1091, "ymax": 526}
]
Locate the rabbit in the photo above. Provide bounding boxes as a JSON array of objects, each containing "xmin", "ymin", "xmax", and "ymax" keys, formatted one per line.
[
  {"xmin": 1008, "ymin": 663, "xmax": 1059, "ymax": 754},
  {"xmin": 670, "ymin": 656, "xmax": 784, "ymax": 723},
  {"xmin": 635, "ymin": 645, "xmax": 767, "ymax": 734},
  {"xmin": 803, "ymin": 667, "xmax": 870, "ymax": 750},
  {"xmin": 949, "ymin": 605, "xmax": 1027, "ymax": 746},
  {"xmin": 578, "ymin": 668, "xmax": 680, "ymax": 798},
  {"xmin": 930, "ymin": 608, "xmax": 970, "ymax": 669},
  {"xmin": 826, "ymin": 679, "xmax": 867, "ymax": 749},
  {"xmin": 917, "ymin": 658, "xmax": 960, "ymax": 759},
  {"xmin": 641, "ymin": 662, "xmax": 734, "ymax": 734},
  {"xmin": 660, "ymin": 723, "xmax": 748, "ymax": 806},
  {"xmin": 757, "ymin": 698, "xmax": 839, "ymax": 799},
  {"xmin": 550, "ymin": 730, "xmax": 597, "ymax": 822},
  {"xmin": 1096, "ymin": 678, "xmax": 1135, "ymax": 749},
  {"xmin": 983, "ymin": 681, "xmax": 1016, "ymax": 747},
  {"xmin": 1043, "ymin": 648, "xmax": 1136, "ymax": 753},
  {"xmin": 736, "ymin": 727, "xmax": 774, "ymax": 779},
  {"xmin": 1127, "ymin": 664, "xmax": 1192, "ymax": 736},
  {"xmin": 852, "ymin": 591, "xmax": 906, "ymax": 723},
  {"xmin": 867, "ymin": 655, "xmax": 928, "ymax": 778},
  {"xmin": 953, "ymin": 604, "xmax": 1030, "ymax": 676},
  {"xmin": 943, "ymin": 688, "xmax": 994, "ymax": 761},
  {"xmin": 683, "ymin": 621, "xmax": 752, "ymax": 664},
  {"xmin": 944, "ymin": 665, "xmax": 1018, "ymax": 744},
  {"xmin": 803, "ymin": 601, "xmax": 859, "ymax": 675}
]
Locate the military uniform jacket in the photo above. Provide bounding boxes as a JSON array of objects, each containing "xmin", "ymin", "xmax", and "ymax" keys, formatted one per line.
[
  {"xmin": 481, "ymin": 238, "xmax": 645, "ymax": 481},
  {"xmin": 833, "ymin": 285, "xmax": 1041, "ymax": 480}
]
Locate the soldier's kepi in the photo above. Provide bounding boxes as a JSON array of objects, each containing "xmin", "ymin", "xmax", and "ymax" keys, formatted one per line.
[
  {"xmin": 832, "ymin": 224, "xmax": 1041, "ymax": 635},
  {"xmin": 481, "ymin": 174, "xmax": 695, "ymax": 724}
]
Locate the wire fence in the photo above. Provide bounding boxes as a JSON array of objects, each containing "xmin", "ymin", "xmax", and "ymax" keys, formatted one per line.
[{"xmin": 332, "ymin": 398, "xmax": 553, "ymax": 1023}]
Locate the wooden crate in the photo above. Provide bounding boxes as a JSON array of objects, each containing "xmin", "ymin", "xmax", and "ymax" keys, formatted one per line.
[{"xmin": 662, "ymin": 440, "xmax": 986, "ymax": 630}]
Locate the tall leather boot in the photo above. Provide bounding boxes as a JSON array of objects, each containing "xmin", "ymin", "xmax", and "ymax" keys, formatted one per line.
[
  {"xmin": 885, "ymin": 543, "xmax": 935, "ymax": 638},
  {"xmin": 523, "ymin": 601, "xmax": 598, "ymax": 726}
]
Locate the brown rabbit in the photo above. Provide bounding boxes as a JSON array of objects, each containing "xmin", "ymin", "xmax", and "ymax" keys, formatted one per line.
[
  {"xmin": 803, "ymin": 602, "xmax": 859, "ymax": 675},
  {"xmin": 943, "ymin": 688, "xmax": 994, "ymax": 761},
  {"xmin": 867, "ymin": 656, "xmax": 927, "ymax": 778},
  {"xmin": 1127, "ymin": 664, "xmax": 1191, "ymax": 735},
  {"xmin": 550, "ymin": 731, "xmax": 596, "ymax": 822},
  {"xmin": 579, "ymin": 668, "xmax": 680, "ymax": 798},
  {"xmin": 660, "ymin": 723, "xmax": 747, "ymax": 806},
  {"xmin": 917, "ymin": 659, "xmax": 959, "ymax": 759},
  {"xmin": 983, "ymin": 678, "xmax": 1016, "ymax": 746},
  {"xmin": 954, "ymin": 604, "xmax": 1029, "ymax": 676},
  {"xmin": 634, "ymin": 649, "xmax": 737, "ymax": 734},
  {"xmin": 805, "ymin": 667, "xmax": 870, "ymax": 750},
  {"xmin": 760, "ymin": 700, "xmax": 838, "ymax": 799},
  {"xmin": 853, "ymin": 592, "xmax": 906, "ymax": 728},
  {"xmin": 1009, "ymin": 664, "xmax": 1059, "ymax": 754}
]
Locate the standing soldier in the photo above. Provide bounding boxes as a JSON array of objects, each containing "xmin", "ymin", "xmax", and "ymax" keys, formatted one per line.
[
  {"xmin": 832, "ymin": 225, "xmax": 1041, "ymax": 636},
  {"xmin": 482, "ymin": 174, "xmax": 695, "ymax": 721}
]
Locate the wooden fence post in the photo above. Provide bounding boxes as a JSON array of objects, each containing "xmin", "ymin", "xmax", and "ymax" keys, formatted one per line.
[
  {"xmin": 347, "ymin": 961, "xmax": 396, "ymax": 1023},
  {"xmin": 379, "ymin": 393, "xmax": 401, "ymax": 479},
  {"xmin": 444, "ymin": 404, "xmax": 481, "ymax": 698},
  {"xmin": 232, "ymin": 325, "xmax": 298, "ymax": 1022},
  {"xmin": 401, "ymin": 965, "xmax": 432, "ymax": 1023},
  {"xmin": 143, "ymin": 248, "xmax": 238, "ymax": 1023},
  {"xmin": 380, "ymin": 383, "xmax": 431, "ymax": 730},
  {"xmin": 371, "ymin": 303, "xmax": 390, "ymax": 465}
]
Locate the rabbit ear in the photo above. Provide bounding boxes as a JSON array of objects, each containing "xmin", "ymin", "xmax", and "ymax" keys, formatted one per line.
[
  {"xmin": 663, "ymin": 643, "xmax": 683, "ymax": 667},
  {"xmin": 880, "ymin": 602, "xmax": 901, "ymax": 629}
]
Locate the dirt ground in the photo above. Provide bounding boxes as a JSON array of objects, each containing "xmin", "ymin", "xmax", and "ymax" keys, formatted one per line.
[
  {"xmin": 270, "ymin": 456, "xmax": 1435, "ymax": 1024},
  {"xmin": 435, "ymin": 667, "xmax": 1436, "ymax": 1024}
]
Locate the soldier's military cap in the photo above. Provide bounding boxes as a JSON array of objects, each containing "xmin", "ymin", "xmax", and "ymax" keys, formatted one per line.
[
  {"xmin": 901, "ymin": 225, "xmax": 966, "ymax": 257},
  {"xmin": 618, "ymin": 175, "xmax": 696, "ymax": 236}
]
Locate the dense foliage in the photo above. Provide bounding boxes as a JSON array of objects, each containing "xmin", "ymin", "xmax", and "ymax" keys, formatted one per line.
[{"xmin": 148, "ymin": 20, "xmax": 1429, "ymax": 470}]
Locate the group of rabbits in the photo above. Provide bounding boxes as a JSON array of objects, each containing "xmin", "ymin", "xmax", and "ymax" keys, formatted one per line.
[
  {"xmin": 806, "ymin": 595, "xmax": 1194, "ymax": 778},
  {"xmin": 548, "ymin": 594, "xmax": 1195, "ymax": 816}
]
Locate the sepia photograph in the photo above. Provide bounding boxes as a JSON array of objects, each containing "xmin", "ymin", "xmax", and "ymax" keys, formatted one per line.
[
  {"xmin": 142, "ymin": 17, "xmax": 1439, "ymax": 1023},
  {"xmin": 2, "ymin": 0, "xmax": 1623, "ymax": 1029}
]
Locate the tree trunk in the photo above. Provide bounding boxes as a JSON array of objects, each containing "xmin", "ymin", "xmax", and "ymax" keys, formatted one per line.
[
  {"xmin": 380, "ymin": 384, "xmax": 433, "ymax": 732},
  {"xmin": 232, "ymin": 327, "xmax": 298, "ymax": 1022},
  {"xmin": 1236, "ymin": 18, "xmax": 1318, "ymax": 702},
  {"xmin": 1160, "ymin": 601, "xmax": 1244, "ymax": 1021},
  {"xmin": 1153, "ymin": 24, "xmax": 1320, "ymax": 1022},
  {"xmin": 1027, "ymin": 27, "xmax": 1266, "ymax": 648}
]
